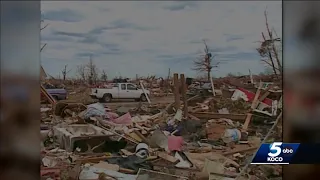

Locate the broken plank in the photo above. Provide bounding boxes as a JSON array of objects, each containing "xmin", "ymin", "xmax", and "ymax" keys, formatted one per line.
[
  {"xmin": 190, "ymin": 112, "xmax": 246, "ymax": 121},
  {"xmin": 75, "ymin": 156, "xmax": 121, "ymax": 164},
  {"xmin": 119, "ymin": 168, "xmax": 135, "ymax": 174},
  {"xmin": 242, "ymin": 113, "xmax": 253, "ymax": 131},
  {"xmin": 258, "ymin": 84, "xmax": 276, "ymax": 102},
  {"xmin": 250, "ymin": 82, "xmax": 263, "ymax": 109},
  {"xmin": 242, "ymin": 82, "xmax": 263, "ymax": 131},
  {"xmin": 140, "ymin": 81, "xmax": 151, "ymax": 104},
  {"xmin": 41, "ymin": 84, "xmax": 56, "ymax": 105},
  {"xmin": 133, "ymin": 130, "xmax": 149, "ymax": 144}
]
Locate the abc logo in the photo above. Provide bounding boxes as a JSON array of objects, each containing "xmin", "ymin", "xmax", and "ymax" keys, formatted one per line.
[{"xmin": 282, "ymin": 147, "xmax": 293, "ymax": 154}]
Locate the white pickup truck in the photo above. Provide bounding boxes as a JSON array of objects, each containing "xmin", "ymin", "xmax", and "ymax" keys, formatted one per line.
[{"xmin": 90, "ymin": 83, "xmax": 150, "ymax": 102}]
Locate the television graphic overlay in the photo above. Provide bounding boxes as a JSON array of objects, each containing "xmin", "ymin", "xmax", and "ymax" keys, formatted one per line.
[{"xmin": 251, "ymin": 142, "xmax": 299, "ymax": 164}]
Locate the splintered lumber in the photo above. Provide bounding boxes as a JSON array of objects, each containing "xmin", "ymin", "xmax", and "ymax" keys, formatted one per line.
[
  {"xmin": 133, "ymin": 130, "xmax": 149, "ymax": 143},
  {"xmin": 41, "ymin": 84, "xmax": 56, "ymax": 105},
  {"xmin": 250, "ymin": 82, "xmax": 263, "ymax": 109},
  {"xmin": 258, "ymin": 84, "xmax": 276, "ymax": 102},
  {"xmin": 242, "ymin": 82, "xmax": 263, "ymax": 131},
  {"xmin": 140, "ymin": 81, "xmax": 151, "ymax": 104}
]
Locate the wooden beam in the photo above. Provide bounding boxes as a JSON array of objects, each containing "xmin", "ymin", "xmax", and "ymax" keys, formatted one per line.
[
  {"xmin": 242, "ymin": 82, "xmax": 263, "ymax": 131},
  {"xmin": 140, "ymin": 81, "xmax": 151, "ymax": 104},
  {"xmin": 258, "ymin": 84, "xmax": 276, "ymax": 102},
  {"xmin": 41, "ymin": 84, "xmax": 56, "ymax": 105},
  {"xmin": 173, "ymin": 73, "xmax": 180, "ymax": 110},
  {"xmin": 190, "ymin": 112, "xmax": 246, "ymax": 121},
  {"xmin": 210, "ymin": 77, "xmax": 216, "ymax": 96},
  {"xmin": 180, "ymin": 74, "xmax": 187, "ymax": 118}
]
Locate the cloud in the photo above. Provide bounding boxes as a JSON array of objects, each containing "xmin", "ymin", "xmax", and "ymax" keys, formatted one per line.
[
  {"xmin": 110, "ymin": 19, "xmax": 158, "ymax": 31},
  {"xmin": 219, "ymin": 52, "xmax": 260, "ymax": 60},
  {"xmin": 163, "ymin": 2, "xmax": 199, "ymax": 11},
  {"xmin": 42, "ymin": 9, "xmax": 85, "ymax": 22},
  {"xmin": 212, "ymin": 46, "xmax": 238, "ymax": 53},
  {"xmin": 53, "ymin": 31, "xmax": 84, "ymax": 38},
  {"xmin": 89, "ymin": 27, "xmax": 113, "ymax": 35},
  {"xmin": 41, "ymin": 1, "xmax": 282, "ymax": 78},
  {"xmin": 225, "ymin": 34, "xmax": 245, "ymax": 42},
  {"xmin": 76, "ymin": 52, "xmax": 94, "ymax": 58}
]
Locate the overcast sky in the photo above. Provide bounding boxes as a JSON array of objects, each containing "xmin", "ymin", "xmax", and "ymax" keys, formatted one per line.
[{"xmin": 41, "ymin": 1, "xmax": 282, "ymax": 78}]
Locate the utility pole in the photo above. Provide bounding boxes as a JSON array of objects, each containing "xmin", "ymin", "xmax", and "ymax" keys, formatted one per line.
[
  {"xmin": 166, "ymin": 68, "xmax": 171, "ymax": 96},
  {"xmin": 173, "ymin": 73, "xmax": 180, "ymax": 110},
  {"xmin": 180, "ymin": 74, "xmax": 187, "ymax": 118}
]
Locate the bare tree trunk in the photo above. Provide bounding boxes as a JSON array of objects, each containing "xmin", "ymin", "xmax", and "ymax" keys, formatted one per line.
[
  {"xmin": 192, "ymin": 40, "xmax": 219, "ymax": 80},
  {"xmin": 262, "ymin": 32, "xmax": 278, "ymax": 78},
  {"xmin": 87, "ymin": 55, "xmax": 99, "ymax": 85},
  {"xmin": 61, "ymin": 65, "xmax": 70, "ymax": 81},
  {"xmin": 267, "ymin": 50, "xmax": 278, "ymax": 77},
  {"xmin": 88, "ymin": 55, "xmax": 93, "ymax": 85},
  {"xmin": 62, "ymin": 65, "xmax": 66, "ymax": 81},
  {"xmin": 271, "ymin": 43, "xmax": 282, "ymax": 74},
  {"xmin": 264, "ymin": 10, "xmax": 282, "ymax": 75},
  {"xmin": 207, "ymin": 70, "xmax": 211, "ymax": 81}
]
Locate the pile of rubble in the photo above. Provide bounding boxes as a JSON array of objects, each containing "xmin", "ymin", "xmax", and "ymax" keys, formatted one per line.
[{"xmin": 40, "ymin": 77, "xmax": 282, "ymax": 180}]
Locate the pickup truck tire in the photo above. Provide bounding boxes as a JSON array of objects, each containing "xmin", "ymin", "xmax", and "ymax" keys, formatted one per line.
[
  {"xmin": 140, "ymin": 94, "xmax": 147, "ymax": 102},
  {"xmin": 103, "ymin": 94, "xmax": 112, "ymax": 102},
  {"xmin": 134, "ymin": 98, "xmax": 140, "ymax": 102},
  {"xmin": 52, "ymin": 95, "xmax": 58, "ymax": 100}
]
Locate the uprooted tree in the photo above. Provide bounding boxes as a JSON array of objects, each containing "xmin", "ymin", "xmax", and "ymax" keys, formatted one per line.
[
  {"xmin": 192, "ymin": 39, "xmax": 219, "ymax": 81},
  {"xmin": 257, "ymin": 10, "xmax": 282, "ymax": 78}
]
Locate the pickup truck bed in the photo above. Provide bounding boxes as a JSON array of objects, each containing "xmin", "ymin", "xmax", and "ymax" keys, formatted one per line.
[{"xmin": 41, "ymin": 88, "xmax": 67, "ymax": 101}]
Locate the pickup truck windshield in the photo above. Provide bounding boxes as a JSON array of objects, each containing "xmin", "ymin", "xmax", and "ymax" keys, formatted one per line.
[{"xmin": 119, "ymin": 83, "xmax": 137, "ymax": 90}]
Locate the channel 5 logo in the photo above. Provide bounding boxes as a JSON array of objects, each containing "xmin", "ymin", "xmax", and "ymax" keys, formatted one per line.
[{"xmin": 267, "ymin": 142, "xmax": 294, "ymax": 162}]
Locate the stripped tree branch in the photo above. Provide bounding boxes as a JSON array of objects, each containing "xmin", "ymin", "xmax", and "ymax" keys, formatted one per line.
[{"xmin": 192, "ymin": 39, "xmax": 219, "ymax": 81}]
